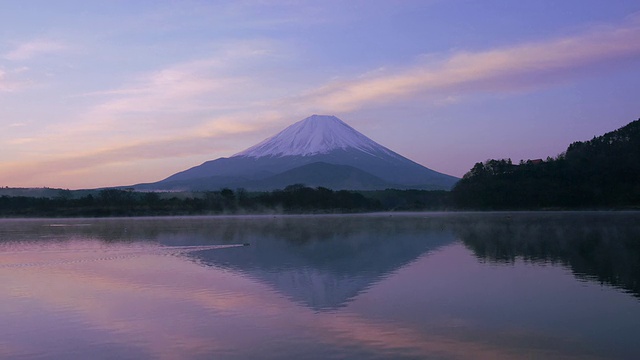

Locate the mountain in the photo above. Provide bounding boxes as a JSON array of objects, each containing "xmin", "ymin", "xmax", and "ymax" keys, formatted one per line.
[
  {"xmin": 234, "ymin": 114, "xmax": 394, "ymax": 158},
  {"xmin": 248, "ymin": 162, "xmax": 398, "ymax": 190},
  {"xmin": 135, "ymin": 115, "xmax": 458, "ymax": 191}
]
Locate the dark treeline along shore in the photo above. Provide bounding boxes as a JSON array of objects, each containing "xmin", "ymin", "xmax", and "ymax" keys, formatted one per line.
[
  {"xmin": 1, "ymin": 118, "xmax": 639, "ymax": 216},
  {"xmin": 0, "ymin": 186, "xmax": 452, "ymax": 217},
  {"xmin": 453, "ymin": 118, "xmax": 640, "ymax": 210}
]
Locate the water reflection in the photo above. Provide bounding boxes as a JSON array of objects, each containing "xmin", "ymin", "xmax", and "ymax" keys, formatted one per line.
[
  {"xmin": 1, "ymin": 213, "xmax": 640, "ymax": 359},
  {"xmin": 0, "ymin": 216, "xmax": 457, "ymax": 311},
  {"xmin": 453, "ymin": 212, "xmax": 640, "ymax": 298},
  {"xmin": 2, "ymin": 213, "xmax": 639, "ymax": 305},
  {"xmin": 189, "ymin": 215, "xmax": 456, "ymax": 310}
]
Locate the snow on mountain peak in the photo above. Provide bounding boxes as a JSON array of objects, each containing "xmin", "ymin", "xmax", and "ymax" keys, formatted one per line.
[{"xmin": 234, "ymin": 115, "xmax": 393, "ymax": 158}]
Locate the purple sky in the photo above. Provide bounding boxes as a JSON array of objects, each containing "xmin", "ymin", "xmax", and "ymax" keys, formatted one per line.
[{"xmin": 1, "ymin": 0, "xmax": 639, "ymax": 189}]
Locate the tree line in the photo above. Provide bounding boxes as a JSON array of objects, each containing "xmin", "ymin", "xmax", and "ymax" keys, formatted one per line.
[
  {"xmin": 452, "ymin": 118, "xmax": 640, "ymax": 209},
  {"xmin": 0, "ymin": 184, "xmax": 459, "ymax": 217}
]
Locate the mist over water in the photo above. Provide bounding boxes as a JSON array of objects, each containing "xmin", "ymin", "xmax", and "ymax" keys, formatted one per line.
[{"xmin": 1, "ymin": 213, "xmax": 639, "ymax": 359}]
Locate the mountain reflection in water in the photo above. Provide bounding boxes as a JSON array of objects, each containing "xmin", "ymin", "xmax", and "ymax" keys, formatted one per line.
[
  {"xmin": 173, "ymin": 213, "xmax": 640, "ymax": 307},
  {"xmin": 188, "ymin": 215, "xmax": 456, "ymax": 310},
  {"xmin": 2, "ymin": 213, "xmax": 640, "ymax": 359},
  {"xmin": 3, "ymin": 213, "xmax": 637, "ymax": 307}
]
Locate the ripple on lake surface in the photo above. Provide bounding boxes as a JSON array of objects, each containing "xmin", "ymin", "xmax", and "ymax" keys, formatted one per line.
[{"xmin": 1, "ymin": 213, "xmax": 639, "ymax": 359}]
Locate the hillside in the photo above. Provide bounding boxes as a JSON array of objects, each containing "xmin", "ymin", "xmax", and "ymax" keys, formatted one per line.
[{"xmin": 453, "ymin": 118, "xmax": 640, "ymax": 209}]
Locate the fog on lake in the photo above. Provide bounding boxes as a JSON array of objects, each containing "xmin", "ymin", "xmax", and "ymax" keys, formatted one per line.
[{"xmin": 1, "ymin": 212, "xmax": 639, "ymax": 359}]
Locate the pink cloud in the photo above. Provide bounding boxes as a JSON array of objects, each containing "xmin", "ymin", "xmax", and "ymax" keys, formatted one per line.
[
  {"xmin": 298, "ymin": 16, "xmax": 640, "ymax": 112},
  {"xmin": 4, "ymin": 40, "xmax": 67, "ymax": 61}
]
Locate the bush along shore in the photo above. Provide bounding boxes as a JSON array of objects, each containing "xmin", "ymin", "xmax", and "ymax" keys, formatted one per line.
[{"xmin": 0, "ymin": 186, "xmax": 455, "ymax": 217}]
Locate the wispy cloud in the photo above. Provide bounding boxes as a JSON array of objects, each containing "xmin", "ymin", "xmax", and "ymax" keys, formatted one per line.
[
  {"xmin": 0, "ymin": 133, "xmax": 236, "ymax": 186},
  {"xmin": 4, "ymin": 39, "xmax": 67, "ymax": 61},
  {"xmin": 8, "ymin": 138, "xmax": 35, "ymax": 145},
  {"xmin": 0, "ymin": 67, "xmax": 28, "ymax": 92},
  {"xmin": 0, "ymin": 69, "xmax": 7, "ymax": 91},
  {"xmin": 1, "ymin": 39, "xmax": 65, "ymax": 91},
  {"xmin": 71, "ymin": 39, "xmax": 280, "ymax": 133},
  {"xmin": 0, "ymin": 111, "xmax": 270, "ymax": 187},
  {"xmin": 294, "ymin": 16, "xmax": 640, "ymax": 112},
  {"xmin": 4, "ymin": 15, "xmax": 640, "ymax": 188},
  {"xmin": 0, "ymin": 39, "xmax": 289, "ymax": 186}
]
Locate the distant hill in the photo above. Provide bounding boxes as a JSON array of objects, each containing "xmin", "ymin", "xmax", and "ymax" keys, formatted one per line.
[
  {"xmin": 0, "ymin": 187, "xmax": 94, "ymax": 199},
  {"xmin": 453, "ymin": 118, "xmax": 640, "ymax": 209},
  {"xmin": 134, "ymin": 115, "xmax": 458, "ymax": 191}
]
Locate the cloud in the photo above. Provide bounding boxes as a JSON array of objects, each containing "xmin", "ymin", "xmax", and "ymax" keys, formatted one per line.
[
  {"xmin": 74, "ymin": 39, "xmax": 277, "ymax": 121},
  {"xmin": 0, "ymin": 39, "xmax": 289, "ymax": 187},
  {"xmin": 4, "ymin": 15, "xmax": 640, "ymax": 188},
  {"xmin": 0, "ymin": 67, "xmax": 28, "ymax": 92},
  {"xmin": 8, "ymin": 138, "xmax": 35, "ymax": 145},
  {"xmin": 0, "ymin": 39, "xmax": 52, "ymax": 91},
  {"xmin": 0, "ymin": 69, "xmax": 6, "ymax": 90},
  {"xmin": 4, "ymin": 40, "xmax": 67, "ymax": 61},
  {"xmin": 2, "ymin": 39, "xmax": 276, "ymax": 151},
  {"xmin": 0, "ymin": 115, "xmax": 262, "ymax": 186},
  {"xmin": 294, "ymin": 16, "xmax": 640, "ymax": 112}
]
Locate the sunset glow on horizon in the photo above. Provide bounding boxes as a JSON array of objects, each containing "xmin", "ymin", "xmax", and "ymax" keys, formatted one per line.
[{"xmin": 1, "ymin": 1, "xmax": 639, "ymax": 189}]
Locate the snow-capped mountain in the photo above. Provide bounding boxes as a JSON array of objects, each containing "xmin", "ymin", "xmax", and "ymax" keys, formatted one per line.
[
  {"xmin": 135, "ymin": 115, "xmax": 458, "ymax": 191},
  {"xmin": 235, "ymin": 115, "xmax": 397, "ymax": 158}
]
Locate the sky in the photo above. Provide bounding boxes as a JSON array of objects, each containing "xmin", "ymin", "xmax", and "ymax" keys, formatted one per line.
[{"xmin": 1, "ymin": 0, "xmax": 639, "ymax": 189}]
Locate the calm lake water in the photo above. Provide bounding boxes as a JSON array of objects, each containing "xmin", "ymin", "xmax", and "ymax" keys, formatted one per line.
[{"xmin": 1, "ymin": 212, "xmax": 639, "ymax": 359}]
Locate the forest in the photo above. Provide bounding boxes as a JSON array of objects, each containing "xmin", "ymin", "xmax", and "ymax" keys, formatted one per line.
[
  {"xmin": 0, "ymin": 185, "xmax": 455, "ymax": 217},
  {"xmin": 452, "ymin": 118, "xmax": 640, "ymax": 209}
]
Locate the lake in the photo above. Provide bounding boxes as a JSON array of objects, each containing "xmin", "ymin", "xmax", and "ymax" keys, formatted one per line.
[{"xmin": 1, "ymin": 212, "xmax": 639, "ymax": 359}]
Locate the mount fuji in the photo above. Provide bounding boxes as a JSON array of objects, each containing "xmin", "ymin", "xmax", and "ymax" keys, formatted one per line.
[{"xmin": 135, "ymin": 115, "xmax": 458, "ymax": 191}]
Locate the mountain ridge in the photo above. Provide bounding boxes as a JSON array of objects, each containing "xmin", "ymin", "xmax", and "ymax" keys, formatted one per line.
[{"xmin": 136, "ymin": 115, "xmax": 458, "ymax": 191}]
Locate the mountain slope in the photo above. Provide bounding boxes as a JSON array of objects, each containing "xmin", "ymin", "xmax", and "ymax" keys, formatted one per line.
[
  {"xmin": 235, "ymin": 114, "xmax": 397, "ymax": 158},
  {"xmin": 453, "ymin": 118, "xmax": 640, "ymax": 208},
  {"xmin": 250, "ymin": 162, "xmax": 398, "ymax": 190},
  {"xmin": 137, "ymin": 115, "xmax": 458, "ymax": 191}
]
